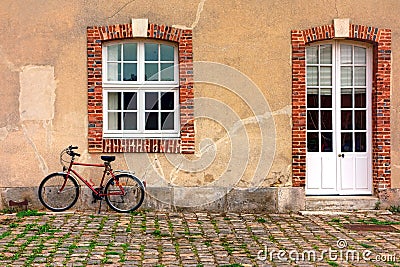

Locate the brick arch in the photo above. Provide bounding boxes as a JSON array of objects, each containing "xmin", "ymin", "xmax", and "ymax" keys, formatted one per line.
[
  {"xmin": 291, "ymin": 24, "xmax": 391, "ymax": 192},
  {"xmin": 87, "ymin": 23, "xmax": 194, "ymax": 153}
]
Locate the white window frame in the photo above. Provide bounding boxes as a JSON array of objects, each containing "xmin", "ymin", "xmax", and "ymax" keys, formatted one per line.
[{"xmin": 102, "ymin": 40, "xmax": 180, "ymax": 138}]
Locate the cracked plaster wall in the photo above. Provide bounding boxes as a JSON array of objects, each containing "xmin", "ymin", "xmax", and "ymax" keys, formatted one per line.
[{"xmin": 0, "ymin": 0, "xmax": 399, "ymax": 195}]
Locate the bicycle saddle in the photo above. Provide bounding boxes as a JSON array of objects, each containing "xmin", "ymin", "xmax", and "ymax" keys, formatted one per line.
[{"xmin": 101, "ymin": 156, "xmax": 115, "ymax": 162}]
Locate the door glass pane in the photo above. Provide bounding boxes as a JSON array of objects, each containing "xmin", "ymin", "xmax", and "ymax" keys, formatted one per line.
[
  {"xmin": 321, "ymin": 110, "xmax": 332, "ymax": 130},
  {"xmin": 320, "ymin": 44, "xmax": 332, "ymax": 64},
  {"xmin": 307, "ymin": 111, "xmax": 319, "ymax": 130},
  {"xmin": 341, "ymin": 132, "xmax": 353, "ymax": 152},
  {"xmin": 306, "ymin": 46, "xmax": 318, "ymax": 64},
  {"xmin": 160, "ymin": 45, "xmax": 174, "ymax": 61},
  {"xmin": 307, "ymin": 88, "xmax": 318, "ymax": 108},
  {"xmin": 161, "ymin": 112, "xmax": 174, "ymax": 130},
  {"xmin": 108, "ymin": 92, "xmax": 121, "ymax": 110},
  {"xmin": 123, "ymin": 63, "xmax": 137, "ymax": 81},
  {"xmin": 355, "ymin": 132, "xmax": 366, "ymax": 152},
  {"xmin": 354, "ymin": 46, "xmax": 366, "ymax": 64},
  {"xmin": 145, "ymin": 112, "xmax": 159, "ymax": 130},
  {"xmin": 107, "ymin": 63, "xmax": 121, "ymax": 81},
  {"xmin": 108, "ymin": 112, "xmax": 121, "ymax": 130},
  {"xmin": 355, "ymin": 110, "xmax": 366, "ymax": 130},
  {"xmin": 123, "ymin": 112, "xmax": 137, "ymax": 130},
  {"xmin": 340, "ymin": 45, "xmax": 353, "ymax": 64},
  {"xmin": 341, "ymin": 111, "xmax": 353, "ymax": 130},
  {"xmin": 145, "ymin": 43, "xmax": 158, "ymax": 61},
  {"xmin": 321, "ymin": 132, "xmax": 333, "ymax": 152},
  {"xmin": 160, "ymin": 63, "xmax": 174, "ymax": 81},
  {"xmin": 341, "ymin": 67, "xmax": 353, "ymax": 86},
  {"xmin": 354, "ymin": 67, "xmax": 366, "ymax": 86},
  {"xmin": 145, "ymin": 92, "xmax": 159, "ymax": 110},
  {"xmin": 320, "ymin": 67, "xmax": 332, "ymax": 86},
  {"xmin": 161, "ymin": 92, "xmax": 174, "ymax": 110},
  {"xmin": 307, "ymin": 132, "xmax": 319, "ymax": 152},
  {"xmin": 145, "ymin": 63, "xmax": 159, "ymax": 81},
  {"xmin": 307, "ymin": 67, "xmax": 318, "ymax": 86},
  {"xmin": 354, "ymin": 88, "xmax": 366, "ymax": 108},
  {"xmin": 320, "ymin": 88, "xmax": 332, "ymax": 108},
  {"xmin": 123, "ymin": 43, "xmax": 137, "ymax": 61},
  {"xmin": 341, "ymin": 88, "xmax": 352, "ymax": 108},
  {"xmin": 107, "ymin": 45, "xmax": 121, "ymax": 61},
  {"xmin": 123, "ymin": 92, "xmax": 137, "ymax": 110}
]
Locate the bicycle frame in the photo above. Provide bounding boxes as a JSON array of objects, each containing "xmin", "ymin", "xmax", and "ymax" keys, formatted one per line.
[{"xmin": 61, "ymin": 159, "xmax": 125, "ymax": 197}]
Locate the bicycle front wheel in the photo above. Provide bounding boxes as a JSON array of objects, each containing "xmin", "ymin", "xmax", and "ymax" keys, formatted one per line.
[
  {"xmin": 105, "ymin": 174, "xmax": 145, "ymax": 213},
  {"xmin": 38, "ymin": 173, "xmax": 79, "ymax": 212}
]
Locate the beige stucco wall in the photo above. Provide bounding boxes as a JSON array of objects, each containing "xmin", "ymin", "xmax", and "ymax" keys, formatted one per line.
[{"xmin": 0, "ymin": 0, "xmax": 399, "ymax": 192}]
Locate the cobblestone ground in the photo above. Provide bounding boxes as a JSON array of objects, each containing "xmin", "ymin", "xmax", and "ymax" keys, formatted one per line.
[{"xmin": 0, "ymin": 211, "xmax": 399, "ymax": 266}]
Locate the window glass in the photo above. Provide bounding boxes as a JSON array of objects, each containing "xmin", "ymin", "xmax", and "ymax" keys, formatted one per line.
[
  {"xmin": 306, "ymin": 46, "xmax": 318, "ymax": 64},
  {"xmin": 145, "ymin": 43, "xmax": 158, "ymax": 61},
  {"xmin": 320, "ymin": 44, "xmax": 332, "ymax": 64},
  {"xmin": 123, "ymin": 43, "xmax": 137, "ymax": 61},
  {"xmin": 160, "ymin": 45, "xmax": 174, "ymax": 61}
]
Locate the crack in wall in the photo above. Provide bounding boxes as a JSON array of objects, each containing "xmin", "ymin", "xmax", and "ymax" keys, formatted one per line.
[
  {"xmin": 21, "ymin": 123, "xmax": 49, "ymax": 175},
  {"xmin": 173, "ymin": 0, "xmax": 206, "ymax": 29},
  {"xmin": 107, "ymin": 0, "xmax": 137, "ymax": 19}
]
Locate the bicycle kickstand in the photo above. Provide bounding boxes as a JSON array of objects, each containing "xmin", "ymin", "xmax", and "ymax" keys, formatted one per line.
[{"xmin": 97, "ymin": 199, "xmax": 102, "ymax": 214}]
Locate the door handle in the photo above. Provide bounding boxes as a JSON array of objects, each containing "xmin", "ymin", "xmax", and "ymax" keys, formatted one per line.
[{"xmin": 338, "ymin": 153, "xmax": 345, "ymax": 158}]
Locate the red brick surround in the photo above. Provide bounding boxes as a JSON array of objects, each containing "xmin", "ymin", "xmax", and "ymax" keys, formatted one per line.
[
  {"xmin": 87, "ymin": 23, "xmax": 194, "ymax": 153},
  {"xmin": 291, "ymin": 24, "xmax": 391, "ymax": 191}
]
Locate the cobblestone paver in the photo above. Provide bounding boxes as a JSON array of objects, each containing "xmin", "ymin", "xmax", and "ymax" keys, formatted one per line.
[{"xmin": 0, "ymin": 211, "xmax": 399, "ymax": 266}]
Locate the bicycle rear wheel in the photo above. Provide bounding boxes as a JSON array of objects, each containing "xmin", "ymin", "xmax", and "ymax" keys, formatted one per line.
[
  {"xmin": 38, "ymin": 173, "xmax": 79, "ymax": 212},
  {"xmin": 105, "ymin": 174, "xmax": 145, "ymax": 213}
]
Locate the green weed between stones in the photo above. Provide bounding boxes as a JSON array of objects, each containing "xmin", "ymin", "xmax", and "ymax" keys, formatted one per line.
[
  {"xmin": 357, "ymin": 217, "xmax": 400, "ymax": 225},
  {"xmin": 16, "ymin": 210, "xmax": 46, "ymax": 218}
]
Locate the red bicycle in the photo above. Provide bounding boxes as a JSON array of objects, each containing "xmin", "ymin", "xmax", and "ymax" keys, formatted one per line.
[{"xmin": 38, "ymin": 145, "xmax": 145, "ymax": 213}]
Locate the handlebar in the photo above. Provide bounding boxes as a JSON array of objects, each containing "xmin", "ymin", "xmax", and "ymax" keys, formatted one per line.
[{"xmin": 66, "ymin": 145, "xmax": 80, "ymax": 157}]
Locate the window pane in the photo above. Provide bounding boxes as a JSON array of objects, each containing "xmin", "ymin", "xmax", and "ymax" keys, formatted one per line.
[
  {"xmin": 307, "ymin": 132, "xmax": 319, "ymax": 152},
  {"xmin": 340, "ymin": 44, "xmax": 353, "ymax": 64},
  {"xmin": 107, "ymin": 45, "xmax": 121, "ymax": 61},
  {"xmin": 341, "ymin": 111, "xmax": 353, "ymax": 130},
  {"xmin": 321, "ymin": 132, "xmax": 333, "ymax": 152},
  {"xmin": 354, "ymin": 46, "xmax": 366, "ymax": 64},
  {"xmin": 306, "ymin": 46, "xmax": 318, "ymax": 64},
  {"xmin": 355, "ymin": 132, "xmax": 366, "ymax": 152},
  {"xmin": 307, "ymin": 67, "xmax": 318, "ymax": 86},
  {"xmin": 107, "ymin": 63, "xmax": 121, "ymax": 81},
  {"xmin": 307, "ymin": 110, "xmax": 318, "ymax": 130},
  {"xmin": 161, "ymin": 112, "xmax": 174, "ymax": 130},
  {"xmin": 145, "ymin": 43, "xmax": 158, "ymax": 61},
  {"xmin": 341, "ymin": 88, "xmax": 352, "ymax": 108},
  {"xmin": 307, "ymin": 88, "xmax": 318, "ymax": 108},
  {"xmin": 145, "ymin": 63, "xmax": 159, "ymax": 81},
  {"xmin": 320, "ymin": 44, "xmax": 332, "ymax": 64},
  {"xmin": 354, "ymin": 67, "xmax": 366, "ymax": 86},
  {"xmin": 108, "ymin": 112, "xmax": 121, "ymax": 130},
  {"xmin": 123, "ymin": 112, "xmax": 137, "ymax": 130},
  {"xmin": 123, "ymin": 63, "xmax": 137, "ymax": 81},
  {"xmin": 160, "ymin": 63, "xmax": 174, "ymax": 81},
  {"xmin": 108, "ymin": 92, "xmax": 121, "ymax": 110},
  {"xmin": 355, "ymin": 110, "xmax": 366, "ymax": 130},
  {"xmin": 160, "ymin": 44, "xmax": 174, "ymax": 61},
  {"xmin": 161, "ymin": 92, "xmax": 174, "ymax": 110},
  {"xmin": 341, "ymin": 67, "xmax": 353, "ymax": 86},
  {"xmin": 341, "ymin": 132, "xmax": 353, "ymax": 152},
  {"xmin": 123, "ymin": 92, "xmax": 137, "ymax": 110},
  {"xmin": 145, "ymin": 92, "xmax": 159, "ymax": 110},
  {"xmin": 145, "ymin": 112, "xmax": 159, "ymax": 130},
  {"xmin": 320, "ymin": 88, "xmax": 332, "ymax": 108},
  {"xmin": 354, "ymin": 88, "xmax": 366, "ymax": 108},
  {"xmin": 321, "ymin": 110, "xmax": 332, "ymax": 130},
  {"xmin": 123, "ymin": 43, "xmax": 137, "ymax": 61},
  {"xmin": 320, "ymin": 67, "xmax": 332, "ymax": 86}
]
